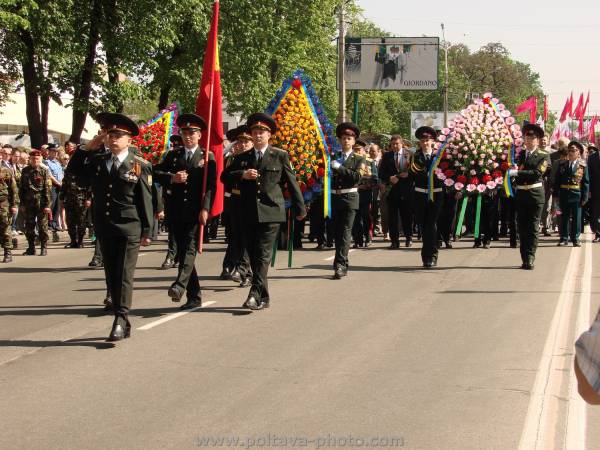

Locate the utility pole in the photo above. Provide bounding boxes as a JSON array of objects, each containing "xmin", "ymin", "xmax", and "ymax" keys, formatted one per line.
[
  {"xmin": 338, "ymin": 1, "xmax": 346, "ymax": 124},
  {"xmin": 441, "ymin": 23, "xmax": 449, "ymax": 127}
]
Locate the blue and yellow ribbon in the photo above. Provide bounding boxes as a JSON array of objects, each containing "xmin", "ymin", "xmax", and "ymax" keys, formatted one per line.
[{"xmin": 427, "ymin": 139, "xmax": 449, "ymax": 202}]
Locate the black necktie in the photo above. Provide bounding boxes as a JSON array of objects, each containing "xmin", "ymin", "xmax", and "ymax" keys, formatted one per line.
[
  {"xmin": 256, "ymin": 151, "xmax": 263, "ymax": 165},
  {"xmin": 110, "ymin": 156, "xmax": 119, "ymax": 177}
]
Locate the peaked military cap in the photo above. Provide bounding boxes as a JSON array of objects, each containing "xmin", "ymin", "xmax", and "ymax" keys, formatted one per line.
[
  {"xmin": 98, "ymin": 112, "xmax": 139, "ymax": 136},
  {"xmin": 226, "ymin": 125, "xmax": 253, "ymax": 141},
  {"xmin": 522, "ymin": 123, "xmax": 545, "ymax": 139},
  {"xmin": 568, "ymin": 141, "xmax": 584, "ymax": 152},
  {"xmin": 336, "ymin": 122, "xmax": 360, "ymax": 139},
  {"xmin": 415, "ymin": 126, "xmax": 437, "ymax": 140},
  {"xmin": 247, "ymin": 113, "xmax": 277, "ymax": 134},
  {"xmin": 177, "ymin": 113, "xmax": 207, "ymax": 131}
]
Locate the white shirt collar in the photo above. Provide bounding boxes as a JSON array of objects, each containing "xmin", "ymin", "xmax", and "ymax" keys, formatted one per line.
[
  {"xmin": 184, "ymin": 145, "xmax": 198, "ymax": 154},
  {"xmin": 342, "ymin": 149, "xmax": 353, "ymax": 157},
  {"xmin": 255, "ymin": 145, "xmax": 268, "ymax": 154},
  {"xmin": 107, "ymin": 149, "xmax": 128, "ymax": 168}
]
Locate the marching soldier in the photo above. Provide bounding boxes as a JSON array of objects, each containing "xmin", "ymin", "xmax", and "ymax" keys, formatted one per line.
[
  {"xmin": 409, "ymin": 126, "xmax": 444, "ymax": 268},
  {"xmin": 159, "ymin": 134, "xmax": 183, "ymax": 270},
  {"xmin": 554, "ymin": 141, "xmax": 589, "ymax": 246},
  {"xmin": 60, "ymin": 169, "xmax": 91, "ymax": 248},
  {"xmin": 19, "ymin": 149, "xmax": 52, "ymax": 256},
  {"xmin": 221, "ymin": 125, "xmax": 253, "ymax": 286},
  {"xmin": 0, "ymin": 163, "xmax": 18, "ymax": 262},
  {"xmin": 221, "ymin": 113, "xmax": 306, "ymax": 310},
  {"xmin": 378, "ymin": 134, "xmax": 414, "ymax": 248},
  {"xmin": 330, "ymin": 122, "xmax": 365, "ymax": 279},
  {"xmin": 68, "ymin": 112, "xmax": 153, "ymax": 341},
  {"xmin": 508, "ymin": 123, "xmax": 550, "ymax": 270},
  {"xmin": 153, "ymin": 113, "xmax": 217, "ymax": 310}
]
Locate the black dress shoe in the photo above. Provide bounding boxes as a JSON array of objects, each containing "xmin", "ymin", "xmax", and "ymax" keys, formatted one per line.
[
  {"xmin": 243, "ymin": 296, "xmax": 266, "ymax": 310},
  {"xmin": 423, "ymin": 261, "xmax": 433, "ymax": 268},
  {"xmin": 180, "ymin": 298, "xmax": 201, "ymax": 310},
  {"xmin": 364, "ymin": 240, "xmax": 372, "ymax": 247},
  {"xmin": 88, "ymin": 258, "xmax": 103, "ymax": 268},
  {"xmin": 230, "ymin": 270, "xmax": 242, "ymax": 283},
  {"xmin": 316, "ymin": 243, "xmax": 325, "ymax": 250},
  {"xmin": 405, "ymin": 239, "xmax": 412, "ymax": 248},
  {"xmin": 333, "ymin": 267, "xmax": 347, "ymax": 279},
  {"xmin": 106, "ymin": 323, "xmax": 130, "ymax": 342},
  {"xmin": 473, "ymin": 241, "xmax": 482, "ymax": 248},
  {"xmin": 482, "ymin": 242, "xmax": 491, "ymax": 249},
  {"xmin": 593, "ymin": 236, "xmax": 600, "ymax": 243},
  {"xmin": 510, "ymin": 243, "xmax": 518, "ymax": 248},
  {"xmin": 573, "ymin": 241, "xmax": 582, "ymax": 247},
  {"xmin": 557, "ymin": 240, "xmax": 567, "ymax": 246},
  {"xmin": 431, "ymin": 259, "xmax": 438, "ymax": 267},
  {"xmin": 524, "ymin": 262, "xmax": 534, "ymax": 270},
  {"xmin": 160, "ymin": 258, "xmax": 174, "ymax": 270},
  {"xmin": 239, "ymin": 278, "xmax": 251, "ymax": 288},
  {"xmin": 219, "ymin": 268, "xmax": 232, "ymax": 280},
  {"xmin": 168, "ymin": 285, "xmax": 184, "ymax": 302},
  {"xmin": 388, "ymin": 242, "xmax": 400, "ymax": 250},
  {"xmin": 64, "ymin": 242, "xmax": 78, "ymax": 248},
  {"xmin": 445, "ymin": 241, "xmax": 453, "ymax": 249}
]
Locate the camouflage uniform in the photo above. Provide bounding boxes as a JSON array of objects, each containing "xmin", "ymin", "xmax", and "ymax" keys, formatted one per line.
[
  {"xmin": 60, "ymin": 171, "xmax": 91, "ymax": 247},
  {"xmin": 19, "ymin": 165, "xmax": 52, "ymax": 255},
  {"xmin": 0, "ymin": 166, "xmax": 19, "ymax": 262}
]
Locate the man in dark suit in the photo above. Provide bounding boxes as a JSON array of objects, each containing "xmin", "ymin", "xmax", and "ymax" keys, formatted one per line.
[
  {"xmin": 221, "ymin": 113, "xmax": 305, "ymax": 310},
  {"xmin": 587, "ymin": 145, "xmax": 600, "ymax": 242},
  {"xmin": 378, "ymin": 134, "xmax": 414, "ymax": 248},
  {"xmin": 153, "ymin": 114, "xmax": 216, "ymax": 310},
  {"xmin": 68, "ymin": 113, "xmax": 153, "ymax": 342},
  {"xmin": 330, "ymin": 122, "xmax": 365, "ymax": 279},
  {"xmin": 410, "ymin": 126, "xmax": 444, "ymax": 268},
  {"xmin": 508, "ymin": 123, "xmax": 550, "ymax": 270}
]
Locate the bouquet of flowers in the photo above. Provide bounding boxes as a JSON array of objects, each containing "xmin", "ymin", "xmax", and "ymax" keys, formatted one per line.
[
  {"xmin": 266, "ymin": 70, "xmax": 339, "ymax": 207},
  {"xmin": 432, "ymin": 92, "xmax": 522, "ymax": 196},
  {"xmin": 131, "ymin": 103, "xmax": 179, "ymax": 165}
]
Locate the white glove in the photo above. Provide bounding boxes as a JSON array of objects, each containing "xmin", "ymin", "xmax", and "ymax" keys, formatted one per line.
[
  {"xmin": 508, "ymin": 169, "xmax": 518, "ymax": 177},
  {"xmin": 331, "ymin": 160, "xmax": 341, "ymax": 170}
]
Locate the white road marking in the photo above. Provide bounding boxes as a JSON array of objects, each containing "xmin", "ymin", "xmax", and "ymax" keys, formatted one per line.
[
  {"xmin": 137, "ymin": 301, "xmax": 217, "ymax": 330},
  {"xmin": 565, "ymin": 236, "xmax": 592, "ymax": 450},
  {"xmin": 518, "ymin": 243, "xmax": 582, "ymax": 450},
  {"xmin": 324, "ymin": 248, "xmax": 355, "ymax": 261}
]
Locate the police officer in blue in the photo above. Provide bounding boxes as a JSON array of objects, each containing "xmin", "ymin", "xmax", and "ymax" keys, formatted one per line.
[
  {"xmin": 554, "ymin": 141, "xmax": 589, "ymax": 246},
  {"xmin": 68, "ymin": 113, "xmax": 153, "ymax": 342},
  {"xmin": 153, "ymin": 113, "xmax": 217, "ymax": 310}
]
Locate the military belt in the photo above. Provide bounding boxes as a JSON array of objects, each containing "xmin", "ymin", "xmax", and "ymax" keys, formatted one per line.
[
  {"xmin": 560, "ymin": 184, "xmax": 580, "ymax": 190},
  {"xmin": 224, "ymin": 192, "xmax": 231, "ymax": 198},
  {"xmin": 515, "ymin": 182, "xmax": 543, "ymax": 190},
  {"xmin": 414, "ymin": 187, "xmax": 442, "ymax": 194},
  {"xmin": 333, "ymin": 187, "xmax": 358, "ymax": 195}
]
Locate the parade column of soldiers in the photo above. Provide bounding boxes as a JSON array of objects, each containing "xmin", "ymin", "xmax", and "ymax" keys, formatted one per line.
[{"xmin": 0, "ymin": 160, "xmax": 18, "ymax": 262}]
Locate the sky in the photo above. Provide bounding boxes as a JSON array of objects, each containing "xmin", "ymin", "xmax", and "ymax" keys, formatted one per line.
[{"xmin": 356, "ymin": 0, "xmax": 600, "ymax": 115}]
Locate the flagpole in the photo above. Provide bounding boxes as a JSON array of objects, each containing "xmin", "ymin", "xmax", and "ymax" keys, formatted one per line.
[{"xmin": 197, "ymin": 1, "xmax": 218, "ymax": 254}]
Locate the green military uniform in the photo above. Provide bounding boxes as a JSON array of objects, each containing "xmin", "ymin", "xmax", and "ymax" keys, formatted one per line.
[
  {"xmin": 409, "ymin": 149, "xmax": 444, "ymax": 267},
  {"xmin": 554, "ymin": 158, "xmax": 589, "ymax": 245},
  {"xmin": 0, "ymin": 166, "xmax": 19, "ymax": 262},
  {"xmin": 19, "ymin": 164, "xmax": 52, "ymax": 255},
  {"xmin": 513, "ymin": 147, "xmax": 550, "ymax": 268},
  {"xmin": 221, "ymin": 113, "xmax": 305, "ymax": 310},
  {"xmin": 60, "ymin": 170, "xmax": 91, "ymax": 248}
]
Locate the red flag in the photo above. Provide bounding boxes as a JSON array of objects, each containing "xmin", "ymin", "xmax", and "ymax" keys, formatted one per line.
[
  {"xmin": 590, "ymin": 116, "xmax": 598, "ymax": 144},
  {"xmin": 573, "ymin": 93, "xmax": 585, "ymax": 120},
  {"xmin": 543, "ymin": 96, "xmax": 548, "ymax": 122},
  {"xmin": 560, "ymin": 93, "xmax": 573, "ymax": 122},
  {"xmin": 196, "ymin": 0, "xmax": 224, "ymax": 218},
  {"xmin": 515, "ymin": 96, "xmax": 537, "ymax": 124},
  {"xmin": 584, "ymin": 91, "xmax": 590, "ymax": 115}
]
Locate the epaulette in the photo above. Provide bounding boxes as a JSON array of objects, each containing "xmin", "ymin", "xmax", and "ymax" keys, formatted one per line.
[{"xmin": 133, "ymin": 154, "xmax": 151, "ymax": 167}]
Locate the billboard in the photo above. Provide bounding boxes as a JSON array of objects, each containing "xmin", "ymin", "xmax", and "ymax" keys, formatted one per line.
[
  {"xmin": 410, "ymin": 111, "xmax": 459, "ymax": 138},
  {"xmin": 345, "ymin": 37, "xmax": 439, "ymax": 91}
]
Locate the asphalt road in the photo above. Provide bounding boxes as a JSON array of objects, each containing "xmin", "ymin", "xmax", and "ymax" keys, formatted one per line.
[{"xmin": 1, "ymin": 229, "xmax": 599, "ymax": 450}]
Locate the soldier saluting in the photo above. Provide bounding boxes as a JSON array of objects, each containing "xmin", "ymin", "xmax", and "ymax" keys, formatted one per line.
[
  {"xmin": 507, "ymin": 123, "xmax": 550, "ymax": 270},
  {"xmin": 68, "ymin": 113, "xmax": 153, "ymax": 342},
  {"xmin": 554, "ymin": 141, "xmax": 589, "ymax": 247},
  {"xmin": 330, "ymin": 122, "xmax": 365, "ymax": 279},
  {"xmin": 153, "ymin": 113, "xmax": 217, "ymax": 310}
]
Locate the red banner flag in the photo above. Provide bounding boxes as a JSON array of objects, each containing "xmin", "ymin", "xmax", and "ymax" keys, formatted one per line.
[
  {"xmin": 560, "ymin": 93, "xmax": 573, "ymax": 122},
  {"xmin": 196, "ymin": 0, "xmax": 224, "ymax": 219},
  {"xmin": 543, "ymin": 96, "xmax": 548, "ymax": 122},
  {"xmin": 515, "ymin": 96, "xmax": 537, "ymax": 124},
  {"xmin": 584, "ymin": 91, "xmax": 590, "ymax": 115},
  {"xmin": 573, "ymin": 93, "xmax": 585, "ymax": 120}
]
